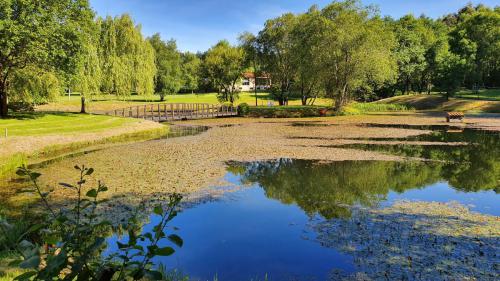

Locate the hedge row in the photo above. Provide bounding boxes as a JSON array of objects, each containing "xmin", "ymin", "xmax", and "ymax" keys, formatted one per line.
[{"xmin": 239, "ymin": 104, "xmax": 332, "ymax": 118}]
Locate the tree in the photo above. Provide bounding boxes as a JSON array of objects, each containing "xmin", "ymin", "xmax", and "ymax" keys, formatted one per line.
[
  {"xmin": 318, "ymin": 0, "xmax": 397, "ymax": 112},
  {"xmin": 98, "ymin": 15, "xmax": 156, "ymax": 98},
  {"xmin": 289, "ymin": 7, "xmax": 324, "ymax": 105},
  {"xmin": 239, "ymin": 32, "xmax": 262, "ymax": 106},
  {"xmin": 448, "ymin": 5, "xmax": 500, "ymax": 88},
  {"xmin": 203, "ymin": 40, "xmax": 246, "ymax": 103},
  {"xmin": 180, "ymin": 52, "xmax": 201, "ymax": 94},
  {"xmin": 70, "ymin": 17, "xmax": 102, "ymax": 113},
  {"xmin": 149, "ymin": 34, "xmax": 182, "ymax": 101},
  {"xmin": 257, "ymin": 13, "xmax": 297, "ymax": 105},
  {"xmin": 433, "ymin": 52, "xmax": 467, "ymax": 100},
  {"xmin": 0, "ymin": 0, "xmax": 94, "ymax": 117}
]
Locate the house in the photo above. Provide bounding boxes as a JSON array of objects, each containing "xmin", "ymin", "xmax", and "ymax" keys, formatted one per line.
[{"xmin": 238, "ymin": 72, "xmax": 271, "ymax": 92}]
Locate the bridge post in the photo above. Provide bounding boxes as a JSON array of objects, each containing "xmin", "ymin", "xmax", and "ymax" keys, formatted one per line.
[{"xmin": 143, "ymin": 105, "xmax": 146, "ymax": 119}]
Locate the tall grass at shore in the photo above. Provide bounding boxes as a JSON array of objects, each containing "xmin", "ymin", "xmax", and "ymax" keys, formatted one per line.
[{"xmin": 0, "ymin": 126, "xmax": 169, "ymax": 179}]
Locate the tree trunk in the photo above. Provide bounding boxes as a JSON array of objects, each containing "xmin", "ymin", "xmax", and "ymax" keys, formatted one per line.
[
  {"xmin": 254, "ymin": 74, "xmax": 258, "ymax": 107},
  {"xmin": 0, "ymin": 88, "xmax": 8, "ymax": 118},
  {"xmin": 80, "ymin": 96, "xmax": 86, "ymax": 113}
]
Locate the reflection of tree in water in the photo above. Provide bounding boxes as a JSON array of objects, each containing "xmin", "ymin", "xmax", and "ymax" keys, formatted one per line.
[
  {"xmin": 335, "ymin": 128, "xmax": 500, "ymax": 193},
  {"xmin": 228, "ymin": 159, "xmax": 443, "ymax": 219},
  {"xmin": 312, "ymin": 201, "xmax": 499, "ymax": 281}
]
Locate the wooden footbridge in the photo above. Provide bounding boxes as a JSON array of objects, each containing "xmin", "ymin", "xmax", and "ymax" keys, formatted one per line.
[{"xmin": 105, "ymin": 103, "xmax": 238, "ymax": 122}]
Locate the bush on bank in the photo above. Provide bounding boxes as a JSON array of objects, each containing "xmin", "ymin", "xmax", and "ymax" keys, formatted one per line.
[{"xmin": 243, "ymin": 106, "xmax": 332, "ymax": 118}]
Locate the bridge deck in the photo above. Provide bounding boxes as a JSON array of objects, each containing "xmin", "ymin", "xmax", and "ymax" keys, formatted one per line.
[{"xmin": 106, "ymin": 103, "xmax": 238, "ymax": 122}]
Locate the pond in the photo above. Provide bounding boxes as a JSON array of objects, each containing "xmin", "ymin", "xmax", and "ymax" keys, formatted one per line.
[
  {"xmin": 103, "ymin": 125, "xmax": 499, "ymax": 281},
  {"xmin": 7, "ymin": 123, "xmax": 499, "ymax": 280}
]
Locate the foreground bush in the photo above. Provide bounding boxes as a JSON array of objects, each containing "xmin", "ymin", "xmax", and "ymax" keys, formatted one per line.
[{"xmin": 2, "ymin": 165, "xmax": 183, "ymax": 281}]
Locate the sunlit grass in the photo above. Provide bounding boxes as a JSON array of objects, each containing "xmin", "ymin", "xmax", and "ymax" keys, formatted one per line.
[
  {"xmin": 456, "ymin": 89, "xmax": 500, "ymax": 101},
  {"xmin": 37, "ymin": 92, "xmax": 333, "ymax": 112},
  {"xmin": 0, "ymin": 112, "xmax": 138, "ymax": 136}
]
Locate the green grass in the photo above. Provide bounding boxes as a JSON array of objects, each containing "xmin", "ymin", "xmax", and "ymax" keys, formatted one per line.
[
  {"xmin": 38, "ymin": 92, "xmax": 333, "ymax": 113},
  {"xmin": 343, "ymin": 102, "xmax": 413, "ymax": 115},
  {"xmin": 0, "ymin": 112, "xmax": 138, "ymax": 137},
  {"xmin": 376, "ymin": 93, "xmax": 500, "ymax": 113},
  {"xmin": 455, "ymin": 89, "xmax": 500, "ymax": 101}
]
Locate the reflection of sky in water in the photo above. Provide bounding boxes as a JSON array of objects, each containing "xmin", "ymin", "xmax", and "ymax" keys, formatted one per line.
[
  {"xmin": 104, "ymin": 127, "xmax": 499, "ymax": 280},
  {"xmin": 107, "ymin": 166, "xmax": 498, "ymax": 281},
  {"xmin": 108, "ymin": 185, "xmax": 355, "ymax": 281}
]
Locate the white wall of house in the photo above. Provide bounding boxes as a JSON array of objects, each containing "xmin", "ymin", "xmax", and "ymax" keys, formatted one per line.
[{"xmin": 237, "ymin": 76, "xmax": 271, "ymax": 92}]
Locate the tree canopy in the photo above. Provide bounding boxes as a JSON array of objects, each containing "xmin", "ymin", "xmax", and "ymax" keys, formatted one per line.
[
  {"xmin": 203, "ymin": 40, "xmax": 246, "ymax": 103},
  {"xmin": 149, "ymin": 34, "xmax": 182, "ymax": 101}
]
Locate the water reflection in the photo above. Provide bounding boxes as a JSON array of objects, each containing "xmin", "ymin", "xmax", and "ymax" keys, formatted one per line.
[
  {"xmin": 330, "ymin": 128, "xmax": 500, "ymax": 193},
  {"xmin": 228, "ymin": 160, "xmax": 442, "ymax": 219},
  {"xmin": 228, "ymin": 157, "xmax": 498, "ymax": 219}
]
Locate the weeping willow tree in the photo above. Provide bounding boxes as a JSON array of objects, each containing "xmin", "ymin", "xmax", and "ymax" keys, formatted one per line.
[
  {"xmin": 71, "ymin": 16, "xmax": 102, "ymax": 113},
  {"xmin": 98, "ymin": 14, "xmax": 156, "ymax": 98}
]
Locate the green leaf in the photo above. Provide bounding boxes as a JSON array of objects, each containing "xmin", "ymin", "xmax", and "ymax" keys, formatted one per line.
[
  {"xmin": 74, "ymin": 165, "xmax": 80, "ymax": 170},
  {"xmin": 117, "ymin": 241, "xmax": 128, "ymax": 249},
  {"xmin": 44, "ymin": 234, "xmax": 59, "ymax": 245},
  {"xmin": 86, "ymin": 189, "xmax": 98, "ymax": 198},
  {"xmin": 153, "ymin": 205, "xmax": 163, "ymax": 215},
  {"xmin": 29, "ymin": 172, "xmax": 41, "ymax": 180},
  {"xmin": 168, "ymin": 234, "xmax": 183, "ymax": 247},
  {"xmin": 19, "ymin": 256, "xmax": 40, "ymax": 269},
  {"xmin": 85, "ymin": 168, "xmax": 94, "ymax": 175},
  {"xmin": 59, "ymin": 182, "xmax": 75, "ymax": 189},
  {"xmin": 15, "ymin": 169, "xmax": 27, "ymax": 177},
  {"xmin": 144, "ymin": 270, "xmax": 163, "ymax": 280},
  {"xmin": 13, "ymin": 271, "xmax": 37, "ymax": 280},
  {"xmin": 155, "ymin": 246, "xmax": 175, "ymax": 256}
]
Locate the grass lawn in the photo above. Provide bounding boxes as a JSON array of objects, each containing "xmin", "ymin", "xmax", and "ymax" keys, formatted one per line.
[
  {"xmin": 455, "ymin": 89, "xmax": 500, "ymax": 101},
  {"xmin": 0, "ymin": 112, "xmax": 139, "ymax": 136},
  {"xmin": 376, "ymin": 93, "xmax": 500, "ymax": 113},
  {"xmin": 37, "ymin": 92, "xmax": 333, "ymax": 113}
]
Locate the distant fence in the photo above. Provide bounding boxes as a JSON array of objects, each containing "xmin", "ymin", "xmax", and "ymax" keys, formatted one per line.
[{"xmin": 105, "ymin": 103, "xmax": 237, "ymax": 122}]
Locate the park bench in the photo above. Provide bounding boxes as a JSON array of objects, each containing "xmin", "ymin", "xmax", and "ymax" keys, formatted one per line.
[{"xmin": 446, "ymin": 112, "xmax": 464, "ymax": 122}]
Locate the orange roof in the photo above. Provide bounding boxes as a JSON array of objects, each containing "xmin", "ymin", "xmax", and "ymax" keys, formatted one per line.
[{"xmin": 243, "ymin": 72, "xmax": 270, "ymax": 79}]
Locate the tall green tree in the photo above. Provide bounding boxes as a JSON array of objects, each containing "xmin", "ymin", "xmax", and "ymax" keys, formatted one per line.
[
  {"xmin": 448, "ymin": 5, "xmax": 500, "ymax": 88},
  {"xmin": 0, "ymin": 0, "xmax": 94, "ymax": 117},
  {"xmin": 257, "ymin": 13, "xmax": 298, "ymax": 105},
  {"xmin": 71, "ymin": 16, "xmax": 102, "ymax": 113},
  {"xmin": 289, "ymin": 7, "xmax": 324, "ymax": 105},
  {"xmin": 203, "ymin": 40, "xmax": 246, "ymax": 103},
  {"xmin": 98, "ymin": 14, "xmax": 156, "ymax": 98},
  {"xmin": 149, "ymin": 34, "xmax": 182, "ymax": 101},
  {"xmin": 433, "ymin": 52, "xmax": 467, "ymax": 100},
  {"xmin": 239, "ymin": 32, "xmax": 262, "ymax": 106},
  {"xmin": 318, "ymin": 0, "xmax": 396, "ymax": 112},
  {"xmin": 180, "ymin": 52, "xmax": 201, "ymax": 94}
]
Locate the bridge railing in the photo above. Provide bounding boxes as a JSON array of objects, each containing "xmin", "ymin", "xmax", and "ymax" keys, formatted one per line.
[{"xmin": 105, "ymin": 103, "xmax": 237, "ymax": 121}]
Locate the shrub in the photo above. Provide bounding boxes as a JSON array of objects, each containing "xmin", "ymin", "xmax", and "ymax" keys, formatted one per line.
[
  {"xmin": 246, "ymin": 106, "xmax": 331, "ymax": 118},
  {"xmin": 8, "ymin": 102, "xmax": 35, "ymax": 112},
  {"xmin": 341, "ymin": 102, "xmax": 413, "ymax": 115},
  {"xmin": 5, "ymin": 165, "xmax": 184, "ymax": 281},
  {"xmin": 237, "ymin": 103, "xmax": 250, "ymax": 116}
]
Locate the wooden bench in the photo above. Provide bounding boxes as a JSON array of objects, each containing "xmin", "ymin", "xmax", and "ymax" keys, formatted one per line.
[{"xmin": 446, "ymin": 112, "xmax": 464, "ymax": 122}]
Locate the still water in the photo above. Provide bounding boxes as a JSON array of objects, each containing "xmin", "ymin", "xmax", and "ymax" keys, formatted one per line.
[{"xmin": 106, "ymin": 122, "xmax": 500, "ymax": 281}]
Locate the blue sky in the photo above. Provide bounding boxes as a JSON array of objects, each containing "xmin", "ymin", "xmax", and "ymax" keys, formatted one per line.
[{"xmin": 90, "ymin": 0, "xmax": 499, "ymax": 52}]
